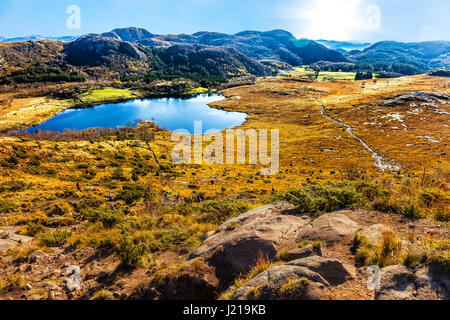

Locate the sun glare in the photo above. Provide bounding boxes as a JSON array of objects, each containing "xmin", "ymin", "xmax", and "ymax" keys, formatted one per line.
[{"xmin": 298, "ymin": 0, "xmax": 371, "ymax": 40}]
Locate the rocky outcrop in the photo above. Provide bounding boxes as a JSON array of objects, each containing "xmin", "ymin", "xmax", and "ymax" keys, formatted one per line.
[
  {"xmin": 233, "ymin": 256, "xmax": 355, "ymax": 300},
  {"xmin": 296, "ymin": 213, "xmax": 360, "ymax": 243},
  {"xmin": 63, "ymin": 35, "xmax": 147, "ymax": 67},
  {"xmin": 0, "ymin": 227, "xmax": 33, "ymax": 253},
  {"xmin": 233, "ymin": 264, "xmax": 329, "ymax": 300},
  {"xmin": 286, "ymin": 256, "xmax": 355, "ymax": 285},
  {"xmin": 189, "ymin": 202, "xmax": 310, "ymax": 284},
  {"xmin": 130, "ymin": 259, "xmax": 220, "ymax": 300},
  {"xmin": 376, "ymin": 265, "xmax": 450, "ymax": 300}
]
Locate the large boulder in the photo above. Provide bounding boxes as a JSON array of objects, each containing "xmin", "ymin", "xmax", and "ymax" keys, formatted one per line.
[
  {"xmin": 189, "ymin": 202, "xmax": 310, "ymax": 284},
  {"xmin": 130, "ymin": 259, "xmax": 220, "ymax": 300},
  {"xmin": 376, "ymin": 265, "xmax": 450, "ymax": 300},
  {"xmin": 296, "ymin": 212, "xmax": 360, "ymax": 243},
  {"xmin": 286, "ymin": 256, "xmax": 355, "ymax": 284},
  {"xmin": 233, "ymin": 264, "xmax": 329, "ymax": 300}
]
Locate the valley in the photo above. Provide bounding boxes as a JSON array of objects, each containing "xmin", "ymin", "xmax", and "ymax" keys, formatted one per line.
[
  {"xmin": 0, "ymin": 72, "xmax": 448, "ymax": 300},
  {"xmin": 0, "ymin": 25, "xmax": 448, "ymax": 302}
]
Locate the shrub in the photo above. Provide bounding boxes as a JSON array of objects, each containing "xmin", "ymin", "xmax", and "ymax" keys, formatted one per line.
[
  {"xmin": 76, "ymin": 163, "xmax": 90, "ymax": 170},
  {"xmin": 355, "ymin": 71, "xmax": 373, "ymax": 80},
  {"xmin": 110, "ymin": 168, "xmax": 128, "ymax": 181},
  {"xmin": 78, "ymin": 198, "xmax": 104, "ymax": 210},
  {"xmin": 248, "ymin": 253, "xmax": 272, "ymax": 279},
  {"xmin": 1, "ymin": 180, "xmax": 28, "ymax": 192},
  {"xmin": 0, "ymin": 199, "xmax": 17, "ymax": 213},
  {"xmin": 80, "ymin": 208, "xmax": 124, "ymax": 228},
  {"xmin": 272, "ymin": 181, "xmax": 386, "ymax": 215},
  {"xmin": 372, "ymin": 198, "xmax": 422, "ymax": 219},
  {"xmin": 99, "ymin": 210, "xmax": 125, "ymax": 228},
  {"xmin": 114, "ymin": 234, "xmax": 147, "ymax": 269},
  {"xmin": 148, "ymin": 226, "xmax": 200, "ymax": 254},
  {"xmin": 179, "ymin": 199, "xmax": 249, "ymax": 224},
  {"xmin": 434, "ymin": 209, "xmax": 450, "ymax": 222},
  {"xmin": 355, "ymin": 231, "xmax": 402, "ymax": 268},
  {"xmin": 277, "ymin": 249, "xmax": 290, "ymax": 261},
  {"xmin": 39, "ymin": 229, "xmax": 72, "ymax": 247},
  {"xmin": 279, "ymin": 278, "xmax": 309, "ymax": 299},
  {"xmin": 26, "ymin": 223, "xmax": 45, "ymax": 236},
  {"xmin": 0, "ymin": 156, "xmax": 19, "ymax": 168},
  {"xmin": 403, "ymin": 252, "xmax": 426, "ymax": 269},
  {"xmin": 116, "ymin": 184, "xmax": 151, "ymax": 205}
]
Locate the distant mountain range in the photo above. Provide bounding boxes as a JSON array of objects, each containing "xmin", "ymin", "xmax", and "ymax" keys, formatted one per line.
[
  {"xmin": 0, "ymin": 35, "xmax": 79, "ymax": 43},
  {"xmin": 99, "ymin": 28, "xmax": 347, "ymax": 66},
  {"xmin": 0, "ymin": 27, "xmax": 449, "ymax": 83},
  {"xmin": 315, "ymin": 40, "xmax": 373, "ymax": 53},
  {"xmin": 346, "ymin": 41, "xmax": 450, "ymax": 74}
]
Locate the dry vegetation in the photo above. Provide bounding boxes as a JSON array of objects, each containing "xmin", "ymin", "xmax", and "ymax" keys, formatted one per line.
[{"xmin": 0, "ymin": 74, "xmax": 448, "ymax": 300}]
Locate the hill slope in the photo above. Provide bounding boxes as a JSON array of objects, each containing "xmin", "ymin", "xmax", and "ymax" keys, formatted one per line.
[
  {"xmin": 346, "ymin": 41, "xmax": 450, "ymax": 74},
  {"xmin": 0, "ymin": 41, "xmax": 65, "ymax": 76},
  {"xmin": 101, "ymin": 27, "xmax": 348, "ymax": 66},
  {"xmin": 0, "ymin": 34, "xmax": 272, "ymax": 81}
]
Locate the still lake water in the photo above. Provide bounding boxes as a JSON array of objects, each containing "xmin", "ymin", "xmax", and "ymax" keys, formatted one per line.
[{"xmin": 26, "ymin": 94, "xmax": 247, "ymax": 134}]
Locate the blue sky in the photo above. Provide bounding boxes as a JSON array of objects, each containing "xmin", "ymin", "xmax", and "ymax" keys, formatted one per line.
[{"xmin": 0, "ymin": 0, "xmax": 449, "ymax": 41}]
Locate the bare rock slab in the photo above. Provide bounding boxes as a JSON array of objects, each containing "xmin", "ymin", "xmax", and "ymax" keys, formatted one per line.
[
  {"xmin": 233, "ymin": 264, "xmax": 329, "ymax": 300},
  {"xmin": 189, "ymin": 202, "xmax": 310, "ymax": 284},
  {"xmin": 376, "ymin": 265, "xmax": 450, "ymax": 300},
  {"xmin": 286, "ymin": 256, "xmax": 355, "ymax": 284},
  {"xmin": 296, "ymin": 212, "xmax": 360, "ymax": 243},
  {"xmin": 0, "ymin": 239, "xmax": 17, "ymax": 253}
]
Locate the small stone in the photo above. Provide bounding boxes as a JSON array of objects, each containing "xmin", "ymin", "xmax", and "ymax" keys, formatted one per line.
[
  {"xmin": 0, "ymin": 239, "xmax": 17, "ymax": 253},
  {"xmin": 23, "ymin": 284, "xmax": 32, "ymax": 291},
  {"xmin": 28, "ymin": 250, "xmax": 48, "ymax": 263}
]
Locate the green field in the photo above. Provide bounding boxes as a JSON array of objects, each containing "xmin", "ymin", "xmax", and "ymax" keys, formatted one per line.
[{"xmin": 279, "ymin": 66, "xmax": 357, "ymax": 81}]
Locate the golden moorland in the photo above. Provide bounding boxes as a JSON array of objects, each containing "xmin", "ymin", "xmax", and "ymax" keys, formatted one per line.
[{"xmin": 0, "ymin": 73, "xmax": 448, "ymax": 300}]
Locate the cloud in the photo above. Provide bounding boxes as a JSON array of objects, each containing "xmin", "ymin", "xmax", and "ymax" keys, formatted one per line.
[{"xmin": 289, "ymin": 0, "xmax": 382, "ymax": 40}]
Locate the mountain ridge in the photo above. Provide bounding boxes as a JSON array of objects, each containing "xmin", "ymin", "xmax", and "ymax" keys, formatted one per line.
[
  {"xmin": 99, "ymin": 27, "xmax": 348, "ymax": 66},
  {"xmin": 1, "ymin": 27, "xmax": 449, "ymax": 82},
  {"xmin": 0, "ymin": 35, "xmax": 79, "ymax": 43},
  {"xmin": 346, "ymin": 40, "xmax": 450, "ymax": 73}
]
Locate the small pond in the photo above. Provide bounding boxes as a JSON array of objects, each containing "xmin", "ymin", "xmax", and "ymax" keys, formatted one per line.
[{"xmin": 26, "ymin": 94, "xmax": 247, "ymax": 134}]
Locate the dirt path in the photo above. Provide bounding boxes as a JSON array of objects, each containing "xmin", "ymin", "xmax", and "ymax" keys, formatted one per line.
[{"xmin": 314, "ymin": 95, "xmax": 402, "ymax": 173}]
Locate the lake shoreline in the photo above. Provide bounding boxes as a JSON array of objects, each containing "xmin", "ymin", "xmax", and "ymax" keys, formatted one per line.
[
  {"xmin": 17, "ymin": 93, "xmax": 247, "ymax": 135},
  {"xmin": 0, "ymin": 87, "xmax": 223, "ymax": 134}
]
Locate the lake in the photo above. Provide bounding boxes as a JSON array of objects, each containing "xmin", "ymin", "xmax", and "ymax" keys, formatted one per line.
[{"xmin": 26, "ymin": 94, "xmax": 247, "ymax": 134}]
